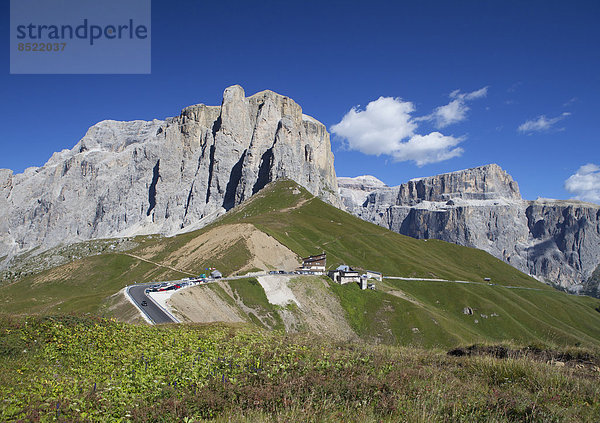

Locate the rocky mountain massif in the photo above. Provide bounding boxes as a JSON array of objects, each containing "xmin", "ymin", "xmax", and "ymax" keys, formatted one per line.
[
  {"xmin": 2, "ymin": 85, "xmax": 599, "ymax": 297},
  {"xmin": 0, "ymin": 85, "xmax": 340, "ymax": 260},
  {"xmin": 339, "ymin": 164, "xmax": 600, "ymax": 295}
]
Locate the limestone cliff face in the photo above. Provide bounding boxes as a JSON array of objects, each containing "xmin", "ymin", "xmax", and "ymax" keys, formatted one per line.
[
  {"xmin": 339, "ymin": 164, "xmax": 600, "ymax": 294},
  {"xmin": 524, "ymin": 200, "xmax": 600, "ymax": 290},
  {"xmin": 0, "ymin": 85, "xmax": 340, "ymax": 257},
  {"xmin": 394, "ymin": 163, "xmax": 522, "ymax": 203}
]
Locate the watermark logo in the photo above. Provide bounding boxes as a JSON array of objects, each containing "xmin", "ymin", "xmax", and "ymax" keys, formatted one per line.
[{"xmin": 10, "ymin": 0, "xmax": 151, "ymax": 74}]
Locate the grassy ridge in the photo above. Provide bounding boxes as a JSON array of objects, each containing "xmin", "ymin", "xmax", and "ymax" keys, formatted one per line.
[
  {"xmin": 220, "ymin": 181, "xmax": 545, "ymax": 288},
  {"xmin": 1, "ymin": 315, "xmax": 599, "ymax": 422}
]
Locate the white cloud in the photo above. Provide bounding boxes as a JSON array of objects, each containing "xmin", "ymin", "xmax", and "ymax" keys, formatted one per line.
[
  {"xmin": 428, "ymin": 99, "xmax": 469, "ymax": 128},
  {"xmin": 565, "ymin": 164, "xmax": 600, "ymax": 203},
  {"xmin": 330, "ymin": 97, "xmax": 417, "ymax": 156},
  {"xmin": 451, "ymin": 86, "xmax": 488, "ymax": 101},
  {"xmin": 518, "ymin": 112, "xmax": 571, "ymax": 133},
  {"xmin": 331, "ymin": 96, "xmax": 463, "ymax": 166},
  {"xmin": 422, "ymin": 86, "xmax": 488, "ymax": 128},
  {"xmin": 392, "ymin": 132, "xmax": 464, "ymax": 166}
]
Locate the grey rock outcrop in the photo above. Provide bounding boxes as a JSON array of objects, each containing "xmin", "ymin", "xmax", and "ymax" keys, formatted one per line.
[
  {"xmin": 524, "ymin": 199, "xmax": 600, "ymax": 290},
  {"xmin": 392, "ymin": 163, "xmax": 521, "ymax": 204},
  {"xmin": 0, "ymin": 85, "xmax": 340, "ymax": 259},
  {"xmin": 339, "ymin": 164, "xmax": 600, "ymax": 294},
  {"xmin": 337, "ymin": 175, "xmax": 387, "ymax": 213}
]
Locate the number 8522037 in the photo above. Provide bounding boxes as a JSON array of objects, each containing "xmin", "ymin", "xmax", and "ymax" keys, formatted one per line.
[{"xmin": 18, "ymin": 42, "xmax": 66, "ymax": 52}]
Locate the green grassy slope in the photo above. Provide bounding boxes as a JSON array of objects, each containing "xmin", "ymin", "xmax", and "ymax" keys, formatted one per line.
[
  {"xmin": 328, "ymin": 278, "xmax": 600, "ymax": 348},
  {"xmin": 0, "ymin": 253, "xmax": 185, "ymax": 315},
  {"xmin": 214, "ymin": 180, "xmax": 600, "ymax": 347},
  {"xmin": 395, "ymin": 281, "xmax": 600, "ymax": 346}
]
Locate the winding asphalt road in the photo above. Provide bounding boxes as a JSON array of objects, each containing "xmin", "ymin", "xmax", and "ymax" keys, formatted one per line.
[
  {"xmin": 126, "ymin": 270, "xmax": 545, "ymax": 325},
  {"xmin": 127, "ymin": 284, "xmax": 177, "ymax": 324},
  {"xmin": 126, "ymin": 273, "xmax": 272, "ymax": 324}
]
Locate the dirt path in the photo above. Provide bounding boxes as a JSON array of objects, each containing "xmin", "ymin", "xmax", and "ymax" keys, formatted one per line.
[
  {"xmin": 120, "ymin": 253, "xmax": 196, "ymax": 276},
  {"xmin": 385, "ymin": 289, "xmax": 424, "ymax": 306},
  {"xmin": 385, "ymin": 276, "xmax": 547, "ymax": 291},
  {"xmin": 279, "ymin": 197, "xmax": 310, "ymax": 213}
]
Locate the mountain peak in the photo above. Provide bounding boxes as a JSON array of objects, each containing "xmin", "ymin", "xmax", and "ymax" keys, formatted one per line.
[
  {"xmin": 0, "ymin": 86, "xmax": 340, "ymax": 259},
  {"xmin": 404, "ymin": 163, "xmax": 521, "ymax": 202}
]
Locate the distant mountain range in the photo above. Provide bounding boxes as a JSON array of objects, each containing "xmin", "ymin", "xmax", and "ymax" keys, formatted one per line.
[{"xmin": 338, "ymin": 164, "xmax": 600, "ymax": 295}]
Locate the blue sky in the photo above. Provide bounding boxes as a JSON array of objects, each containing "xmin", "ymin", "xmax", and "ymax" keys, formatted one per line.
[{"xmin": 1, "ymin": 0, "xmax": 599, "ymax": 202}]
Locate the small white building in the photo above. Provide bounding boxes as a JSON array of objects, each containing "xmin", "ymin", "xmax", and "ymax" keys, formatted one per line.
[{"xmin": 328, "ymin": 268, "xmax": 361, "ymax": 284}]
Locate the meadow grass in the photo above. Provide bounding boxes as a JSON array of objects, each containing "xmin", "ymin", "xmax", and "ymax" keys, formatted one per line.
[{"xmin": 1, "ymin": 315, "xmax": 599, "ymax": 422}]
